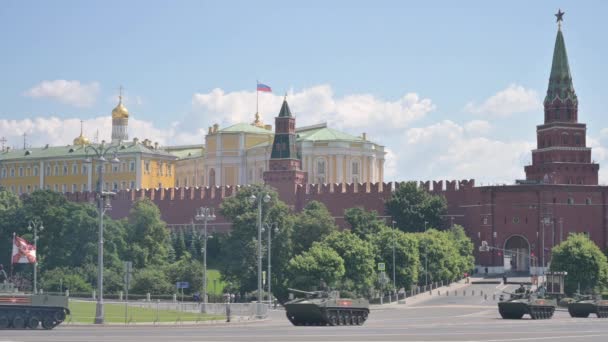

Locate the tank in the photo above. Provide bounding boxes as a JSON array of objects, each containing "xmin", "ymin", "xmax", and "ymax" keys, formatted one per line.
[
  {"xmin": 0, "ymin": 282, "xmax": 70, "ymax": 329},
  {"xmin": 568, "ymin": 295, "xmax": 608, "ymax": 318},
  {"xmin": 284, "ymin": 288, "xmax": 369, "ymax": 326},
  {"xmin": 498, "ymin": 286, "xmax": 556, "ymax": 320}
]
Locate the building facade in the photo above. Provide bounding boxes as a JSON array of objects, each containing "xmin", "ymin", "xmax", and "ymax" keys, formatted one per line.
[
  {"xmin": 183, "ymin": 113, "xmax": 385, "ymax": 188},
  {"xmin": 0, "ymin": 97, "xmax": 177, "ymax": 193},
  {"xmin": 63, "ymin": 13, "xmax": 608, "ymax": 275}
]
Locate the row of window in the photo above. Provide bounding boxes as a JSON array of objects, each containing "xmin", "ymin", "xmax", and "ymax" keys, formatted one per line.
[
  {"xmin": 5, "ymin": 181, "xmax": 137, "ymax": 195},
  {"xmin": 314, "ymin": 159, "xmax": 360, "ymax": 184},
  {"xmin": 0, "ymin": 161, "xmax": 138, "ymax": 179},
  {"xmin": 143, "ymin": 161, "xmax": 173, "ymax": 176}
]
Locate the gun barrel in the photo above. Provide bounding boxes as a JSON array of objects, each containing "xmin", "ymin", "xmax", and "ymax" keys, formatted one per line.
[{"xmin": 288, "ymin": 288, "xmax": 317, "ymax": 295}]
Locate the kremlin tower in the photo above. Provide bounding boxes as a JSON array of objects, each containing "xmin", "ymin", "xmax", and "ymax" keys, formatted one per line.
[{"xmin": 524, "ymin": 10, "xmax": 599, "ymax": 185}]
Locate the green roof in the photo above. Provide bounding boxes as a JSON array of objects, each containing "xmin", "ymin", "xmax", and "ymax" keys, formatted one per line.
[
  {"xmin": 0, "ymin": 142, "xmax": 176, "ymax": 162},
  {"xmin": 278, "ymin": 99, "xmax": 293, "ymax": 117},
  {"xmin": 219, "ymin": 123, "xmax": 273, "ymax": 134},
  {"xmin": 545, "ymin": 27, "xmax": 577, "ymax": 104},
  {"xmin": 166, "ymin": 145, "xmax": 205, "ymax": 160},
  {"xmin": 296, "ymin": 125, "xmax": 365, "ymax": 143}
]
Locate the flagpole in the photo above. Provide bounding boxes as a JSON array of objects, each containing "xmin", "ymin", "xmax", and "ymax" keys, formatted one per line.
[
  {"xmin": 10, "ymin": 232, "xmax": 15, "ymax": 278},
  {"xmin": 256, "ymin": 80, "xmax": 259, "ymax": 114}
]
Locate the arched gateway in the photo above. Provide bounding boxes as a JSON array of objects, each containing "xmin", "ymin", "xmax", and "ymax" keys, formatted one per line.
[{"xmin": 503, "ymin": 235, "xmax": 531, "ymax": 273}]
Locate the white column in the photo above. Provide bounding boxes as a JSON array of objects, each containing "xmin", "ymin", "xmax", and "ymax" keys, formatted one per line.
[
  {"xmin": 39, "ymin": 161, "xmax": 44, "ymax": 189},
  {"xmin": 135, "ymin": 155, "xmax": 142, "ymax": 189},
  {"xmin": 336, "ymin": 155, "xmax": 344, "ymax": 183},
  {"xmin": 216, "ymin": 134, "xmax": 223, "ymax": 186},
  {"xmin": 238, "ymin": 133, "xmax": 246, "ymax": 185},
  {"xmin": 370, "ymin": 156, "xmax": 376, "ymax": 183}
]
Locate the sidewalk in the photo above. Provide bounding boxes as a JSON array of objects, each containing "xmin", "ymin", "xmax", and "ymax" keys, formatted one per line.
[{"xmin": 370, "ymin": 278, "xmax": 476, "ymax": 310}]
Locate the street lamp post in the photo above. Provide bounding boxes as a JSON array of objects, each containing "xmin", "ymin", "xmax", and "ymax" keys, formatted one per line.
[
  {"xmin": 27, "ymin": 219, "xmax": 44, "ymax": 294},
  {"xmin": 391, "ymin": 221, "xmax": 397, "ymax": 292},
  {"xmin": 424, "ymin": 221, "xmax": 428, "ymax": 287},
  {"xmin": 195, "ymin": 207, "xmax": 215, "ymax": 311},
  {"xmin": 85, "ymin": 141, "xmax": 120, "ymax": 324},
  {"xmin": 249, "ymin": 192, "xmax": 270, "ymax": 318},
  {"xmin": 264, "ymin": 222, "xmax": 278, "ymax": 307}
]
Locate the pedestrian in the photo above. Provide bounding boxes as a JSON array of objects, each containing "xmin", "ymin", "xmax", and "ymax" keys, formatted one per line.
[
  {"xmin": 0, "ymin": 265, "xmax": 7, "ymax": 284},
  {"xmin": 503, "ymin": 274, "xmax": 508, "ymax": 285},
  {"xmin": 230, "ymin": 293, "xmax": 235, "ymax": 303}
]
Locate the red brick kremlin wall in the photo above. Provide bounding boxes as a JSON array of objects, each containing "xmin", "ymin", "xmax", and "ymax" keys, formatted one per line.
[{"xmin": 64, "ymin": 180, "xmax": 608, "ymax": 273}]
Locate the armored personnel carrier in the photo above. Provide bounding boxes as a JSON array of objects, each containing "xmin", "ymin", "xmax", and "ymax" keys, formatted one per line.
[
  {"xmin": 0, "ymin": 282, "xmax": 70, "ymax": 329},
  {"xmin": 284, "ymin": 288, "xmax": 369, "ymax": 326},
  {"xmin": 498, "ymin": 285, "xmax": 556, "ymax": 320},
  {"xmin": 568, "ymin": 295, "xmax": 608, "ymax": 318}
]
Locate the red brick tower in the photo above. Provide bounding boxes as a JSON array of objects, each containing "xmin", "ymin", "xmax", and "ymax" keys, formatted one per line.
[
  {"xmin": 525, "ymin": 13, "xmax": 599, "ymax": 185},
  {"xmin": 263, "ymin": 97, "xmax": 308, "ymax": 204}
]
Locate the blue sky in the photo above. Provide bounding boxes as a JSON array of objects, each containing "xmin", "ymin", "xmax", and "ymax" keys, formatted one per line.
[{"xmin": 1, "ymin": 1, "xmax": 607, "ymax": 184}]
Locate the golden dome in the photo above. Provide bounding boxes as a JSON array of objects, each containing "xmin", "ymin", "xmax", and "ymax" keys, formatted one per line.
[
  {"xmin": 73, "ymin": 134, "xmax": 90, "ymax": 146},
  {"xmin": 112, "ymin": 96, "xmax": 129, "ymax": 119},
  {"xmin": 73, "ymin": 120, "xmax": 90, "ymax": 146}
]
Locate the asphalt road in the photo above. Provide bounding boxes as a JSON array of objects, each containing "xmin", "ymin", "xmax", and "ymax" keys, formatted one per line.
[{"xmin": 3, "ymin": 282, "xmax": 608, "ymax": 342}]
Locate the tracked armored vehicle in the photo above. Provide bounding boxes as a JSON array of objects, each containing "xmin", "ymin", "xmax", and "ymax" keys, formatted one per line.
[
  {"xmin": 0, "ymin": 282, "xmax": 70, "ymax": 329},
  {"xmin": 284, "ymin": 288, "xmax": 369, "ymax": 326},
  {"xmin": 568, "ymin": 295, "xmax": 608, "ymax": 318},
  {"xmin": 498, "ymin": 286, "xmax": 556, "ymax": 320}
]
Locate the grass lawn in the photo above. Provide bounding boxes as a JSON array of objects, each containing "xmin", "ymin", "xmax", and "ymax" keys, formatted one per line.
[
  {"xmin": 68, "ymin": 300, "xmax": 224, "ymax": 323},
  {"xmin": 206, "ymin": 269, "xmax": 227, "ymax": 295}
]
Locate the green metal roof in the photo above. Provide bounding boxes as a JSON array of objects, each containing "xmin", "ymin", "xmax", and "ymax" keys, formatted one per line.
[
  {"xmin": 166, "ymin": 145, "xmax": 205, "ymax": 160},
  {"xmin": 219, "ymin": 123, "xmax": 273, "ymax": 134},
  {"xmin": 0, "ymin": 142, "xmax": 176, "ymax": 162},
  {"xmin": 296, "ymin": 125, "xmax": 365, "ymax": 142},
  {"xmin": 278, "ymin": 99, "xmax": 293, "ymax": 117},
  {"xmin": 545, "ymin": 27, "xmax": 577, "ymax": 104}
]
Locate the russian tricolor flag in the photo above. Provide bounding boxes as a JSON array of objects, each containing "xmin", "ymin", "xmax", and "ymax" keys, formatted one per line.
[{"xmin": 257, "ymin": 82, "xmax": 272, "ymax": 92}]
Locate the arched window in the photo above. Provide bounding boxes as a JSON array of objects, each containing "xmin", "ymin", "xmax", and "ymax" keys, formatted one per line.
[
  {"xmin": 351, "ymin": 159, "xmax": 360, "ymax": 183},
  {"xmin": 315, "ymin": 158, "xmax": 327, "ymax": 184},
  {"xmin": 33, "ymin": 166, "xmax": 39, "ymax": 176}
]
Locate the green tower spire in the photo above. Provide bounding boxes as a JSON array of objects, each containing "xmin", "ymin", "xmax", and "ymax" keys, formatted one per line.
[{"xmin": 544, "ymin": 11, "xmax": 577, "ymax": 106}]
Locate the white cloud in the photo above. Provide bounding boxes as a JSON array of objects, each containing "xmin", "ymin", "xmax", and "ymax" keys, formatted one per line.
[
  {"xmin": 464, "ymin": 84, "xmax": 541, "ymax": 117},
  {"xmin": 24, "ymin": 80, "xmax": 100, "ymax": 108},
  {"xmin": 464, "ymin": 120, "xmax": 492, "ymax": 135},
  {"xmin": 399, "ymin": 120, "xmax": 533, "ymax": 184},
  {"xmin": 190, "ymin": 85, "xmax": 435, "ymax": 138},
  {"xmin": 0, "ymin": 116, "xmax": 202, "ymax": 149}
]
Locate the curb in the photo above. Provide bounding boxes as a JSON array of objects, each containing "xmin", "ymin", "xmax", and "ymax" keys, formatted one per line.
[{"xmin": 63, "ymin": 317, "xmax": 269, "ymax": 328}]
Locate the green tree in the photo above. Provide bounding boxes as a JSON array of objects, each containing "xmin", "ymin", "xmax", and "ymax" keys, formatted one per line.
[
  {"xmin": 417, "ymin": 229, "xmax": 462, "ymax": 284},
  {"xmin": 219, "ymin": 185, "xmax": 295, "ymax": 297},
  {"xmin": 163, "ymin": 254, "xmax": 203, "ymax": 295},
  {"xmin": 386, "ymin": 181, "xmax": 447, "ymax": 232},
  {"xmin": 126, "ymin": 199, "xmax": 169, "ymax": 268},
  {"xmin": 292, "ymin": 201, "xmax": 337, "ymax": 255},
  {"xmin": 369, "ymin": 225, "xmax": 420, "ymax": 290},
  {"xmin": 131, "ymin": 267, "xmax": 173, "ymax": 295},
  {"xmin": 40, "ymin": 267, "xmax": 93, "ymax": 293},
  {"xmin": 447, "ymin": 225, "xmax": 475, "ymax": 275},
  {"xmin": 344, "ymin": 207, "xmax": 384, "ymax": 238},
  {"xmin": 286, "ymin": 243, "xmax": 345, "ymax": 290},
  {"xmin": 0, "ymin": 188, "xmax": 21, "ymax": 212},
  {"xmin": 321, "ymin": 231, "xmax": 376, "ymax": 295},
  {"xmin": 550, "ymin": 233, "xmax": 608, "ymax": 294}
]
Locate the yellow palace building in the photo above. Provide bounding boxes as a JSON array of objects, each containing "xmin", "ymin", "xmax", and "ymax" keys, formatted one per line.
[
  {"xmin": 173, "ymin": 99, "xmax": 386, "ymax": 188},
  {"xmin": 0, "ymin": 96, "xmax": 177, "ymax": 194},
  {"xmin": 0, "ymin": 96, "xmax": 385, "ymax": 194}
]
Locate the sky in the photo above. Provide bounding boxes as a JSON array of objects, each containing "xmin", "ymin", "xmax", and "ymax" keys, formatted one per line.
[{"xmin": 1, "ymin": 0, "xmax": 607, "ymax": 184}]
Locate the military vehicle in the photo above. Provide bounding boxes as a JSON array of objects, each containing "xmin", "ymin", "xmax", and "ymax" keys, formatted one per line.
[
  {"xmin": 0, "ymin": 282, "xmax": 70, "ymax": 329},
  {"xmin": 568, "ymin": 295, "xmax": 608, "ymax": 318},
  {"xmin": 284, "ymin": 288, "xmax": 369, "ymax": 326},
  {"xmin": 498, "ymin": 285, "xmax": 556, "ymax": 320}
]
